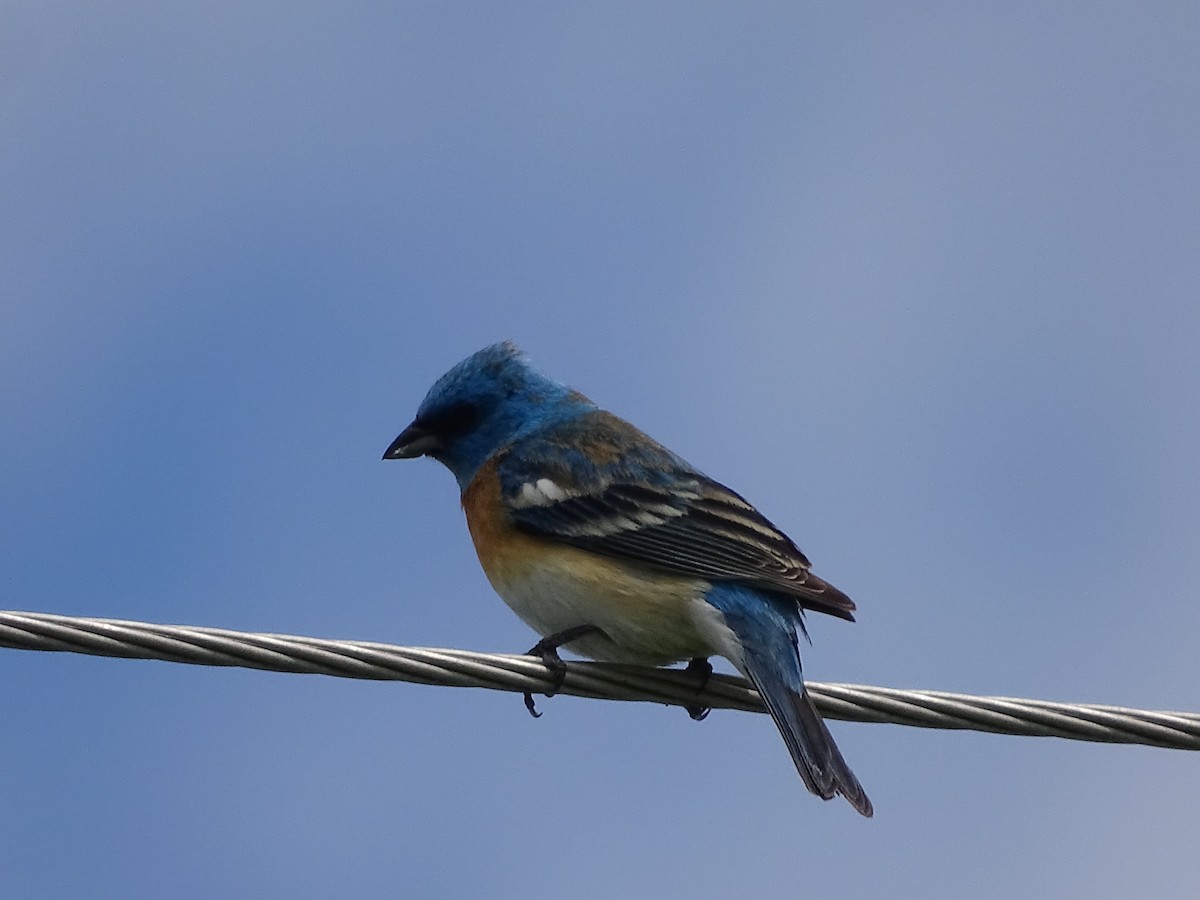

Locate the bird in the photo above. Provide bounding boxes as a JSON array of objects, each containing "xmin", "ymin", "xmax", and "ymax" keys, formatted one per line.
[{"xmin": 384, "ymin": 341, "xmax": 872, "ymax": 816}]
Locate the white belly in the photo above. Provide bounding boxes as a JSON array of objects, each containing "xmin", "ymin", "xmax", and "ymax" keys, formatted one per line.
[{"xmin": 489, "ymin": 546, "xmax": 738, "ymax": 666}]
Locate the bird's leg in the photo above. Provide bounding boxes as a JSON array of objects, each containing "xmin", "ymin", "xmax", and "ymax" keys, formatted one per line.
[
  {"xmin": 684, "ymin": 656, "xmax": 713, "ymax": 721},
  {"xmin": 523, "ymin": 624, "xmax": 602, "ymax": 718}
]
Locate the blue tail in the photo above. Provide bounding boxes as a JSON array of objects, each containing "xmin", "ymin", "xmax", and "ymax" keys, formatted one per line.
[{"xmin": 705, "ymin": 584, "xmax": 873, "ymax": 817}]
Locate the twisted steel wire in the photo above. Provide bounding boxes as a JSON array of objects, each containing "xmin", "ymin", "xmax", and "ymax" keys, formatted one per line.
[{"xmin": 2, "ymin": 610, "xmax": 1197, "ymax": 750}]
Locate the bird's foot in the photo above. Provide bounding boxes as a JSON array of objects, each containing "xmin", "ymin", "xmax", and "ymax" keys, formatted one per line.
[
  {"xmin": 684, "ymin": 657, "xmax": 713, "ymax": 721},
  {"xmin": 523, "ymin": 624, "xmax": 602, "ymax": 718}
]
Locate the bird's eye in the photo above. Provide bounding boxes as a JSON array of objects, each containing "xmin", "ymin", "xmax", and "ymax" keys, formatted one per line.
[{"xmin": 420, "ymin": 401, "xmax": 481, "ymax": 439}]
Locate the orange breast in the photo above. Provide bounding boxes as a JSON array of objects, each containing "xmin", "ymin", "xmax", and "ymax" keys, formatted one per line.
[{"xmin": 461, "ymin": 457, "xmax": 545, "ymax": 592}]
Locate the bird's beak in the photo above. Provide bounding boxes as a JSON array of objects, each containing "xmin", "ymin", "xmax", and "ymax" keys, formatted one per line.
[{"xmin": 383, "ymin": 421, "xmax": 442, "ymax": 460}]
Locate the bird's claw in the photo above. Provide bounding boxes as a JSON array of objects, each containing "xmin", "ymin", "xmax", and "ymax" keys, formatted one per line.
[
  {"xmin": 685, "ymin": 657, "xmax": 713, "ymax": 721},
  {"xmin": 523, "ymin": 691, "xmax": 544, "ymax": 718},
  {"xmin": 523, "ymin": 624, "xmax": 602, "ymax": 718}
]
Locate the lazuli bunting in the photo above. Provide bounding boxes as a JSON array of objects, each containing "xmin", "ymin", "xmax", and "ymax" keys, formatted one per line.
[{"xmin": 384, "ymin": 341, "xmax": 872, "ymax": 816}]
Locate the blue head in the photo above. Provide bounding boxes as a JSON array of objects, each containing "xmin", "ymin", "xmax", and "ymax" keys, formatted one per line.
[{"xmin": 384, "ymin": 341, "xmax": 595, "ymax": 489}]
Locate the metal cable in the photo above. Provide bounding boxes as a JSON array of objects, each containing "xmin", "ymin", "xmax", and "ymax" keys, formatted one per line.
[{"xmin": 2, "ymin": 610, "xmax": 1197, "ymax": 750}]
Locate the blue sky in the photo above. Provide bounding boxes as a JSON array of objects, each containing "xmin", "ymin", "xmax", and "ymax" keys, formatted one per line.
[{"xmin": 2, "ymin": 3, "xmax": 1198, "ymax": 897}]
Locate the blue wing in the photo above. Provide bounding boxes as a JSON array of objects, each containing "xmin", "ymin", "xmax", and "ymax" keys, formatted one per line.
[{"xmin": 497, "ymin": 410, "xmax": 856, "ymax": 622}]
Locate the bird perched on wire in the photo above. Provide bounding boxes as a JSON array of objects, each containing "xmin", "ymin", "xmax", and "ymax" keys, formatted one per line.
[{"xmin": 384, "ymin": 341, "xmax": 872, "ymax": 816}]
